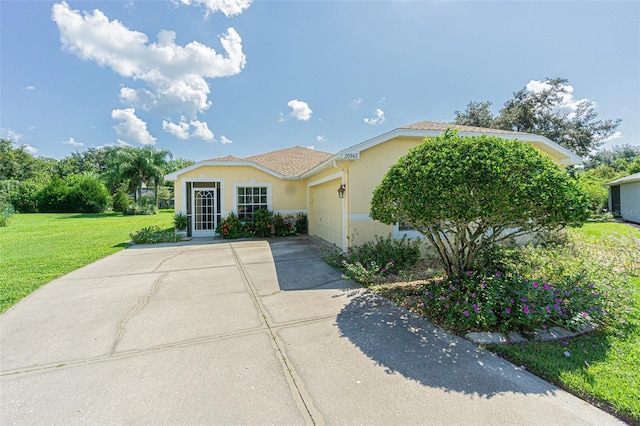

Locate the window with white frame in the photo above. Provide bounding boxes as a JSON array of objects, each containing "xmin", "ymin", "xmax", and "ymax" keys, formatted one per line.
[{"xmin": 237, "ymin": 186, "xmax": 268, "ymax": 220}]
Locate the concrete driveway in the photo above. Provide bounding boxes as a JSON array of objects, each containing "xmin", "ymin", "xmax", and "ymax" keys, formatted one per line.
[{"xmin": 0, "ymin": 237, "xmax": 622, "ymax": 425}]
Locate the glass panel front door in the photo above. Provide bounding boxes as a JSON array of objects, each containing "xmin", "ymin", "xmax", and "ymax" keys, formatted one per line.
[{"xmin": 192, "ymin": 189, "xmax": 217, "ymax": 237}]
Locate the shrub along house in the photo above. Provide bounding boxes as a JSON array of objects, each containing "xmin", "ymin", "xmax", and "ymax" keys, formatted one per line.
[
  {"xmin": 605, "ymin": 172, "xmax": 640, "ymax": 224},
  {"xmin": 165, "ymin": 120, "xmax": 582, "ymax": 249}
]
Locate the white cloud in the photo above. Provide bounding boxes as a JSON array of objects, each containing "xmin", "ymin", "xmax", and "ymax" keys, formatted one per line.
[
  {"xmin": 25, "ymin": 85, "xmax": 36, "ymax": 91},
  {"xmin": 220, "ymin": 135, "xmax": 233, "ymax": 144},
  {"xmin": 277, "ymin": 112, "xmax": 285, "ymax": 123},
  {"xmin": 364, "ymin": 108, "xmax": 385, "ymax": 125},
  {"xmin": 190, "ymin": 120, "xmax": 215, "ymax": 141},
  {"xmin": 0, "ymin": 128, "xmax": 23, "ymax": 142},
  {"xmin": 351, "ymin": 98, "xmax": 363, "ymax": 106},
  {"xmin": 111, "ymin": 108, "xmax": 157, "ymax": 145},
  {"xmin": 526, "ymin": 79, "xmax": 588, "ymax": 118},
  {"xmin": 306, "ymin": 145, "xmax": 315, "ymax": 150},
  {"xmin": 162, "ymin": 118, "xmax": 190, "ymax": 140},
  {"xmin": 23, "ymin": 145, "xmax": 38, "ymax": 154},
  {"xmin": 287, "ymin": 99, "xmax": 313, "ymax": 121},
  {"xmin": 178, "ymin": 0, "xmax": 252, "ymax": 17},
  {"xmin": 603, "ymin": 131, "xmax": 622, "ymax": 142},
  {"xmin": 62, "ymin": 137, "xmax": 84, "ymax": 147},
  {"xmin": 52, "ymin": 1, "xmax": 246, "ymax": 118},
  {"xmin": 316, "ymin": 135, "xmax": 326, "ymax": 142}
]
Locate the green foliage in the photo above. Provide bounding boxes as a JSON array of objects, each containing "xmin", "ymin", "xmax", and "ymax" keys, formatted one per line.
[
  {"xmin": 0, "ymin": 139, "xmax": 54, "ymax": 183},
  {"xmin": 327, "ymin": 234, "xmax": 421, "ymax": 286},
  {"xmin": 112, "ymin": 187, "xmax": 130, "ymax": 213},
  {"xmin": 1, "ymin": 179, "xmax": 42, "ymax": 213},
  {"xmin": 453, "ymin": 78, "xmax": 621, "ymax": 157},
  {"xmin": 129, "ymin": 226, "xmax": 181, "ymax": 244},
  {"xmin": 216, "ymin": 212, "xmax": 243, "ymax": 239},
  {"xmin": 370, "ymin": 132, "xmax": 589, "ymax": 277},
  {"xmin": 273, "ymin": 213, "xmax": 296, "ymax": 236},
  {"xmin": 173, "ymin": 212, "xmax": 189, "ymax": 230},
  {"xmin": 251, "ymin": 208, "xmax": 273, "ymax": 237},
  {"xmin": 584, "ymin": 144, "xmax": 640, "ymax": 171},
  {"xmin": 295, "ymin": 212, "xmax": 308, "ymax": 234},
  {"xmin": 0, "ymin": 201, "xmax": 14, "ymax": 227},
  {"xmin": 37, "ymin": 174, "xmax": 109, "ymax": 213},
  {"xmin": 123, "ymin": 201, "xmax": 157, "ymax": 216}
]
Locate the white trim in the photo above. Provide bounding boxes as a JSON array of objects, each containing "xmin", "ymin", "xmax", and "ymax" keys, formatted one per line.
[
  {"xmin": 233, "ymin": 182, "xmax": 273, "ymax": 217},
  {"xmin": 349, "ymin": 213, "xmax": 371, "ymax": 220},
  {"xmin": 308, "ymin": 171, "xmax": 343, "ymax": 187}
]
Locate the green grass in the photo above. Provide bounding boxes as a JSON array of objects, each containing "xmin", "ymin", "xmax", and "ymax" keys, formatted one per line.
[
  {"xmin": 0, "ymin": 211, "xmax": 174, "ymax": 314},
  {"xmin": 486, "ymin": 222, "xmax": 640, "ymax": 422}
]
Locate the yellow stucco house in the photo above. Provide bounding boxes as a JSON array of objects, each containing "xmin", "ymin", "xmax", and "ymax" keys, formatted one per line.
[{"xmin": 165, "ymin": 120, "xmax": 582, "ymax": 249}]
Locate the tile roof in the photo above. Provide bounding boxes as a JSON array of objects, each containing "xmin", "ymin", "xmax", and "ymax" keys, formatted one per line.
[
  {"xmin": 402, "ymin": 120, "xmax": 532, "ymax": 137},
  {"xmin": 210, "ymin": 146, "xmax": 333, "ymax": 176},
  {"xmin": 245, "ymin": 146, "xmax": 333, "ymax": 176}
]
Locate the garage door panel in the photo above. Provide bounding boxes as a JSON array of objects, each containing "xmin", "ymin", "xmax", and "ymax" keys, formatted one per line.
[{"xmin": 311, "ymin": 179, "xmax": 343, "ymax": 248}]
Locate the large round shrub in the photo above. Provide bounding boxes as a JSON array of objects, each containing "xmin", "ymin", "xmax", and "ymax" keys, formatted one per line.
[{"xmin": 370, "ymin": 131, "xmax": 589, "ymax": 277}]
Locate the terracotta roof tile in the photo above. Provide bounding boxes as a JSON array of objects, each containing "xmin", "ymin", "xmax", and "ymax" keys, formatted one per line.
[
  {"xmin": 209, "ymin": 155, "xmax": 244, "ymax": 162},
  {"xmin": 245, "ymin": 146, "xmax": 333, "ymax": 176},
  {"xmin": 402, "ymin": 120, "xmax": 532, "ymax": 136}
]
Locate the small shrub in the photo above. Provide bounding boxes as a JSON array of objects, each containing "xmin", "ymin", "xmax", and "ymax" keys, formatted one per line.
[
  {"xmin": 295, "ymin": 212, "xmax": 308, "ymax": 234},
  {"xmin": 274, "ymin": 213, "xmax": 297, "ymax": 236},
  {"xmin": 0, "ymin": 202, "xmax": 14, "ymax": 227},
  {"xmin": 328, "ymin": 234, "xmax": 421, "ymax": 285},
  {"xmin": 173, "ymin": 212, "xmax": 189, "ymax": 230},
  {"xmin": 217, "ymin": 212, "xmax": 242, "ymax": 239},
  {"xmin": 123, "ymin": 203, "xmax": 157, "ymax": 215},
  {"xmin": 112, "ymin": 188, "xmax": 129, "ymax": 213},
  {"xmin": 251, "ymin": 208, "xmax": 273, "ymax": 237},
  {"xmin": 420, "ymin": 230, "xmax": 634, "ymax": 335},
  {"xmin": 129, "ymin": 226, "xmax": 181, "ymax": 244}
]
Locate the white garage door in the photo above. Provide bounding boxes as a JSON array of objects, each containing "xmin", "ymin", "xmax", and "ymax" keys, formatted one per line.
[{"xmin": 310, "ymin": 178, "xmax": 344, "ymax": 248}]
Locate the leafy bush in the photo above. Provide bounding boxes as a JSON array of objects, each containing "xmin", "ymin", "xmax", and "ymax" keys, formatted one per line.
[
  {"xmin": 129, "ymin": 226, "xmax": 181, "ymax": 244},
  {"xmin": 328, "ymin": 234, "xmax": 421, "ymax": 285},
  {"xmin": 370, "ymin": 131, "xmax": 589, "ymax": 277},
  {"xmin": 1, "ymin": 179, "xmax": 41, "ymax": 213},
  {"xmin": 274, "ymin": 213, "xmax": 297, "ymax": 236},
  {"xmin": 295, "ymin": 212, "xmax": 308, "ymax": 234},
  {"xmin": 123, "ymin": 201, "xmax": 157, "ymax": 215},
  {"xmin": 420, "ymin": 231, "xmax": 634, "ymax": 335},
  {"xmin": 66, "ymin": 175, "xmax": 109, "ymax": 213},
  {"xmin": 37, "ymin": 175, "xmax": 109, "ymax": 213},
  {"xmin": 37, "ymin": 177, "xmax": 71, "ymax": 212},
  {"xmin": 251, "ymin": 208, "xmax": 273, "ymax": 237},
  {"xmin": 112, "ymin": 188, "xmax": 129, "ymax": 213},
  {"xmin": 217, "ymin": 212, "xmax": 243, "ymax": 239},
  {"xmin": 0, "ymin": 202, "xmax": 14, "ymax": 227},
  {"xmin": 173, "ymin": 212, "xmax": 189, "ymax": 230}
]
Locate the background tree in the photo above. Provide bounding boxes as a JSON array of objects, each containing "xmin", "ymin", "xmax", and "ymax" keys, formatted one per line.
[
  {"xmin": 370, "ymin": 132, "xmax": 589, "ymax": 277},
  {"xmin": 454, "ymin": 78, "xmax": 621, "ymax": 157},
  {"xmin": 113, "ymin": 146, "xmax": 171, "ymax": 208}
]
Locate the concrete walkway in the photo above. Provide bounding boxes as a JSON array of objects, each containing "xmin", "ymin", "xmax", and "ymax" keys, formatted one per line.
[{"xmin": 0, "ymin": 237, "xmax": 623, "ymax": 425}]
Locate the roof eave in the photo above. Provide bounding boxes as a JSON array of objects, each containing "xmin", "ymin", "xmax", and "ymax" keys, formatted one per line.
[{"xmin": 164, "ymin": 160, "xmax": 287, "ymax": 181}]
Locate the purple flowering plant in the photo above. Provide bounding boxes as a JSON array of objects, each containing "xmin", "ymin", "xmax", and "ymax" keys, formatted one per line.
[{"xmin": 421, "ymin": 269, "xmax": 607, "ymax": 334}]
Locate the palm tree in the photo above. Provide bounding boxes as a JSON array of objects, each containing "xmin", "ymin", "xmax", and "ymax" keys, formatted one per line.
[{"xmin": 114, "ymin": 147, "xmax": 171, "ymax": 208}]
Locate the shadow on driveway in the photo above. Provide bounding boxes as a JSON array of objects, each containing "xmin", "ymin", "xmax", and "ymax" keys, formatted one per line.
[{"xmin": 336, "ymin": 292, "xmax": 561, "ymax": 399}]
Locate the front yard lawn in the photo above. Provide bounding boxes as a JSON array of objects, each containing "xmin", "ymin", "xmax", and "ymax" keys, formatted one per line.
[{"xmin": 0, "ymin": 211, "xmax": 174, "ymax": 314}]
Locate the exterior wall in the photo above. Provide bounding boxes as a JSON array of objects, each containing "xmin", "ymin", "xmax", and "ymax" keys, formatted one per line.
[
  {"xmin": 342, "ymin": 136, "xmax": 422, "ymax": 246},
  {"xmin": 173, "ymin": 166, "xmax": 307, "ymax": 216},
  {"xmin": 620, "ymin": 181, "xmax": 640, "ymax": 223}
]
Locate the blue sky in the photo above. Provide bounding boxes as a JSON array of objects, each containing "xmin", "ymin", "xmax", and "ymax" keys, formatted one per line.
[{"xmin": 1, "ymin": 0, "xmax": 638, "ymax": 162}]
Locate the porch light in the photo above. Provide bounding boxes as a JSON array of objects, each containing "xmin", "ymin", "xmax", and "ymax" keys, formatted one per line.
[{"xmin": 337, "ymin": 184, "xmax": 346, "ymax": 199}]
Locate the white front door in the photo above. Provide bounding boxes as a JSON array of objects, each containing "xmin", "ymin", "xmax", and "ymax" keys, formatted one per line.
[{"xmin": 192, "ymin": 188, "xmax": 217, "ymax": 237}]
